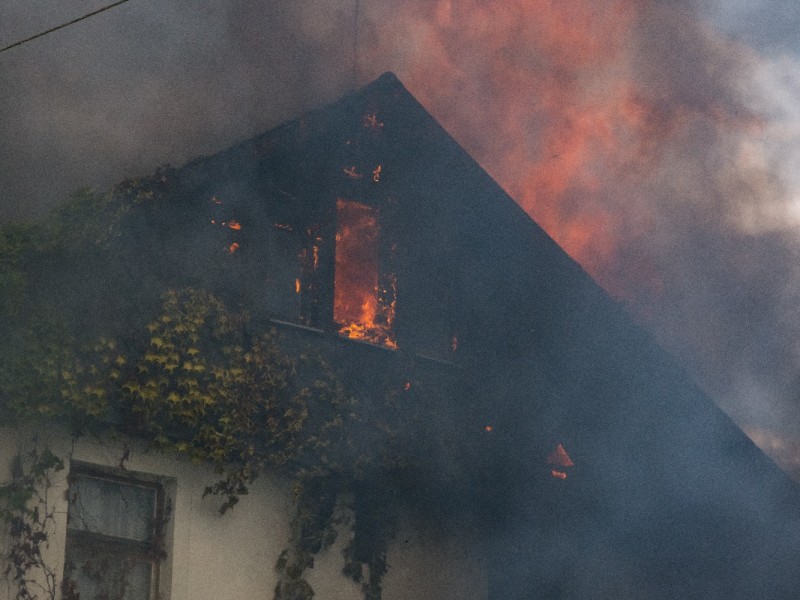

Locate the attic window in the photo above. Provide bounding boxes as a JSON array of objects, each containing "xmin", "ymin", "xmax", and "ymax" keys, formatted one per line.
[{"xmin": 334, "ymin": 198, "xmax": 397, "ymax": 348}]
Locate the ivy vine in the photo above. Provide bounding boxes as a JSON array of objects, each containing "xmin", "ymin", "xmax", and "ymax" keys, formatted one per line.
[
  {"xmin": 0, "ymin": 177, "xmax": 477, "ymax": 600},
  {"xmin": 0, "ymin": 285, "xmax": 403, "ymax": 600},
  {"xmin": 0, "ymin": 445, "xmax": 65, "ymax": 600}
]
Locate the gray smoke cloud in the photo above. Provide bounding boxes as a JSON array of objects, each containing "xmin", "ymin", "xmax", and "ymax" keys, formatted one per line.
[
  {"xmin": 698, "ymin": 0, "xmax": 800, "ymax": 54},
  {"xmin": 0, "ymin": 0, "xmax": 358, "ymax": 221},
  {"xmin": 3, "ymin": 0, "xmax": 800, "ymax": 454}
]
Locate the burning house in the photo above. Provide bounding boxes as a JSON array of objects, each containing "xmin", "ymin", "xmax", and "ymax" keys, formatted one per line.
[{"xmin": 3, "ymin": 72, "xmax": 800, "ymax": 599}]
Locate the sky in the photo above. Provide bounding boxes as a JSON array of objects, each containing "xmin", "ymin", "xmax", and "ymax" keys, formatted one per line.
[{"xmin": 3, "ymin": 0, "xmax": 800, "ymax": 472}]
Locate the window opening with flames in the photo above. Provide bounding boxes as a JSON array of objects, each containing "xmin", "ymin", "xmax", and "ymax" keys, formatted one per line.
[{"xmin": 334, "ymin": 198, "xmax": 397, "ymax": 348}]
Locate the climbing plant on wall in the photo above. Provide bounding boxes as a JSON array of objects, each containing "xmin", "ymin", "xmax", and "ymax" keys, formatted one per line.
[
  {"xmin": 0, "ymin": 181, "xmax": 422, "ymax": 600},
  {"xmin": 0, "ymin": 174, "xmax": 478, "ymax": 600},
  {"xmin": 0, "ymin": 446, "xmax": 64, "ymax": 600}
]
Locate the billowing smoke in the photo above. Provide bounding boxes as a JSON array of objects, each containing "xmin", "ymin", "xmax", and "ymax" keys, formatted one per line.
[
  {"xmin": 3, "ymin": 0, "xmax": 800, "ymax": 454},
  {"xmin": 363, "ymin": 0, "xmax": 800, "ymax": 445}
]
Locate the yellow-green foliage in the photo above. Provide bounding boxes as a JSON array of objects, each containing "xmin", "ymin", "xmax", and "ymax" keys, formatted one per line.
[
  {"xmin": 0, "ymin": 181, "xmax": 417, "ymax": 600},
  {"xmin": 120, "ymin": 288, "xmax": 354, "ymax": 513}
]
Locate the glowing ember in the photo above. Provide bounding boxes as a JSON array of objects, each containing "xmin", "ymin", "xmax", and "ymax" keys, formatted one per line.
[
  {"xmin": 547, "ymin": 443, "xmax": 575, "ymax": 467},
  {"xmin": 485, "ymin": 425, "xmax": 493, "ymax": 432},
  {"xmin": 228, "ymin": 242, "xmax": 240, "ymax": 254},
  {"xmin": 372, "ymin": 165, "xmax": 382, "ymax": 183},
  {"xmin": 343, "ymin": 166, "xmax": 363, "ymax": 180},
  {"xmin": 547, "ymin": 443, "xmax": 574, "ymax": 478},
  {"xmin": 362, "ymin": 112, "xmax": 384, "ymax": 130},
  {"xmin": 334, "ymin": 198, "xmax": 397, "ymax": 348},
  {"xmin": 295, "ymin": 278, "xmax": 301, "ymax": 294},
  {"xmin": 228, "ymin": 220, "xmax": 242, "ymax": 231}
]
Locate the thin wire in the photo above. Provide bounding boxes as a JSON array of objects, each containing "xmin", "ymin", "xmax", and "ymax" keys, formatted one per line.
[{"xmin": 0, "ymin": 0, "xmax": 134, "ymax": 55}]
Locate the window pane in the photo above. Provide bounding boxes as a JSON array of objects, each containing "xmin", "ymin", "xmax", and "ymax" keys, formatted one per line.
[
  {"xmin": 67, "ymin": 474, "xmax": 156, "ymax": 542},
  {"xmin": 64, "ymin": 546, "xmax": 153, "ymax": 600}
]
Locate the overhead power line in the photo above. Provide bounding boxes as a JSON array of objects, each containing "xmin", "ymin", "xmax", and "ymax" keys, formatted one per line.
[{"xmin": 0, "ymin": 0, "xmax": 134, "ymax": 55}]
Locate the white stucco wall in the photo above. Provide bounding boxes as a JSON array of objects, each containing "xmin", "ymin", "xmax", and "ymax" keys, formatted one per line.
[{"xmin": 0, "ymin": 426, "xmax": 486, "ymax": 600}]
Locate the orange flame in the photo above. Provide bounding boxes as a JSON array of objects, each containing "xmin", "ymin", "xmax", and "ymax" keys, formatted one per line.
[
  {"xmin": 343, "ymin": 166, "xmax": 363, "ymax": 180},
  {"xmin": 550, "ymin": 470, "xmax": 568, "ymax": 480},
  {"xmin": 295, "ymin": 278, "xmax": 301, "ymax": 294},
  {"xmin": 228, "ymin": 220, "xmax": 242, "ymax": 231},
  {"xmin": 334, "ymin": 198, "xmax": 397, "ymax": 348},
  {"xmin": 372, "ymin": 165, "xmax": 382, "ymax": 183},
  {"xmin": 362, "ymin": 0, "xmax": 733, "ymax": 302},
  {"xmin": 228, "ymin": 242, "xmax": 240, "ymax": 254},
  {"xmin": 398, "ymin": 1, "xmax": 634, "ymax": 278},
  {"xmin": 547, "ymin": 443, "xmax": 575, "ymax": 467}
]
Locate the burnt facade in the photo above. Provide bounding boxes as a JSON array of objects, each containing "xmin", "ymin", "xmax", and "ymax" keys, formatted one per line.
[{"xmin": 119, "ymin": 73, "xmax": 800, "ymax": 599}]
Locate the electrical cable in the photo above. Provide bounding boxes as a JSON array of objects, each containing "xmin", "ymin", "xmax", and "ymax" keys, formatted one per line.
[{"xmin": 0, "ymin": 0, "xmax": 134, "ymax": 55}]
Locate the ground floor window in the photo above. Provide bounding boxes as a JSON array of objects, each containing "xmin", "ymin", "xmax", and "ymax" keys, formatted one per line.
[{"xmin": 63, "ymin": 466, "xmax": 166, "ymax": 600}]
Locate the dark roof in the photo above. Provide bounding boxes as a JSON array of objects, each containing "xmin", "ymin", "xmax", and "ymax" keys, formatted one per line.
[{"xmin": 116, "ymin": 72, "xmax": 800, "ymax": 598}]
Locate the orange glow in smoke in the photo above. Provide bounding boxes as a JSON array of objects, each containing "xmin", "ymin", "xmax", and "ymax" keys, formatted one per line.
[
  {"xmin": 393, "ymin": 0, "xmax": 639, "ymax": 279},
  {"xmin": 362, "ymin": 0, "xmax": 747, "ymax": 302},
  {"xmin": 334, "ymin": 199, "xmax": 397, "ymax": 348}
]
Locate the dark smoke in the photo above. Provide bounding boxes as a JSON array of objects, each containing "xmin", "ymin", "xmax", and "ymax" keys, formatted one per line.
[{"xmin": 3, "ymin": 1, "xmax": 800, "ymax": 455}]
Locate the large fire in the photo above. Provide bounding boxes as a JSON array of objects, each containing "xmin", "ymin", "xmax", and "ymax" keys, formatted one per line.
[
  {"xmin": 334, "ymin": 198, "xmax": 397, "ymax": 348},
  {"xmin": 374, "ymin": 0, "xmax": 638, "ymax": 282},
  {"xmin": 359, "ymin": 0, "xmax": 754, "ymax": 301}
]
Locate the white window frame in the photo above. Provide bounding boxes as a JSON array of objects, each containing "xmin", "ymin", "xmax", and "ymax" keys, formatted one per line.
[{"xmin": 63, "ymin": 462, "xmax": 173, "ymax": 600}]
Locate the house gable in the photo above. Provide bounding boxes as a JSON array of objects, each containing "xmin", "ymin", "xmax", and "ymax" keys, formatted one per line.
[
  {"xmin": 112, "ymin": 72, "xmax": 800, "ymax": 597},
  {"xmin": 5, "ymin": 72, "xmax": 800, "ymax": 599}
]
